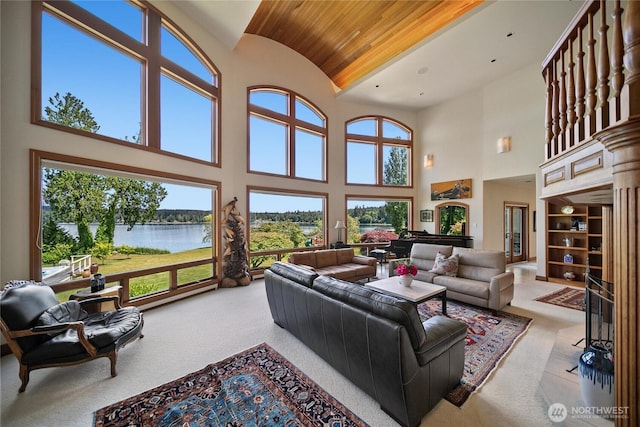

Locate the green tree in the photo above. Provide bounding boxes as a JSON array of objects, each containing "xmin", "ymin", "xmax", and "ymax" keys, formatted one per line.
[
  {"xmin": 43, "ymin": 169, "xmax": 106, "ymax": 252},
  {"xmin": 44, "ymin": 92, "xmax": 100, "ymax": 132},
  {"xmin": 249, "ymin": 232, "xmax": 293, "ymax": 269},
  {"xmin": 382, "ymin": 146, "xmax": 409, "ymax": 234},
  {"xmin": 346, "ymin": 216, "xmax": 361, "ymax": 244},
  {"xmin": 43, "ymin": 92, "xmax": 167, "ymax": 248},
  {"xmin": 254, "ymin": 221, "xmax": 305, "ymax": 247}
]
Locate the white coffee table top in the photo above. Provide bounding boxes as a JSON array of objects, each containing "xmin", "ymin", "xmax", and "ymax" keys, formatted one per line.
[{"xmin": 365, "ymin": 277, "xmax": 446, "ymax": 303}]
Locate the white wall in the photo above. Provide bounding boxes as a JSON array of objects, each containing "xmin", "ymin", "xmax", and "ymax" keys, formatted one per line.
[
  {"xmin": 0, "ymin": 1, "xmax": 418, "ymax": 284},
  {"xmin": 416, "ymin": 63, "xmax": 547, "ymax": 251}
]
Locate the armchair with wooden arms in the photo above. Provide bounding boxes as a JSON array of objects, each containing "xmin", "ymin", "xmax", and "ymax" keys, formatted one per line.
[{"xmin": 0, "ymin": 280, "xmax": 144, "ymax": 392}]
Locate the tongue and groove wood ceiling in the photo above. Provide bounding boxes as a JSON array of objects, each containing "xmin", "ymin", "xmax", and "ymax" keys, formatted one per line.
[{"xmin": 244, "ymin": 0, "xmax": 483, "ymax": 89}]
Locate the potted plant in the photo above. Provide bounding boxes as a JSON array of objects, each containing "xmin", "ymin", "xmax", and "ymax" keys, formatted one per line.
[{"xmin": 395, "ymin": 260, "xmax": 418, "ymax": 287}]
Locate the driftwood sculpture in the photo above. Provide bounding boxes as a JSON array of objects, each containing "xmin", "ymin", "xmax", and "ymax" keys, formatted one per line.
[{"xmin": 220, "ymin": 197, "xmax": 251, "ymax": 287}]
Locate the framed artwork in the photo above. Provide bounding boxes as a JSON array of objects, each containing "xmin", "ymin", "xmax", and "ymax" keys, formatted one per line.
[
  {"xmin": 431, "ymin": 178, "xmax": 472, "ymax": 201},
  {"xmin": 420, "ymin": 209, "xmax": 434, "ymax": 222}
]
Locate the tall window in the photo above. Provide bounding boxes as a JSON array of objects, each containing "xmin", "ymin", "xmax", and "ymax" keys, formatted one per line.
[
  {"xmin": 33, "ymin": 0, "xmax": 220, "ymax": 165},
  {"xmin": 248, "ymin": 187, "xmax": 327, "ymax": 270},
  {"xmin": 32, "ymin": 151, "xmax": 218, "ymax": 301},
  {"xmin": 248, "ymin": 87, "xmax": 327, "ymax": 181},
  {"xmin": 346, "ymin": 116, "xmax": 412, "ymax": 187}
]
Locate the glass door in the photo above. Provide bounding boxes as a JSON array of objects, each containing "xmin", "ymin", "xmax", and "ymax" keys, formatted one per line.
[{"xmin": 505, "ymin": 204, "xmax": 527, "ymax": 263}]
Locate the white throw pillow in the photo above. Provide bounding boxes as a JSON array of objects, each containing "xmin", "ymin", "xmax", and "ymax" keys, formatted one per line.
[{"xmin": 429, "ymin": 252, "xmax": 460, "ymax": 277}]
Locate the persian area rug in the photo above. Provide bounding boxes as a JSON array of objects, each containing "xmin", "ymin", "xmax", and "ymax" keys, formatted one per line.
[
  {"xmin": 535, "ymin": 287, "xmax": 586, "ymax": 311},
  {"xmin": 417, "ymin": 300, "xmax": 532, "ymax": 407},
  {"xmin": 93, "ymin": 343, "xmax": 368, "ymax": 427}
]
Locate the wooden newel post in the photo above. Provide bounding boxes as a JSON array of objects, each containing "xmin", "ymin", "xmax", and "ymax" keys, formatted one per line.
[{"xmin": 220, "ymin": 197, "xmax": 251, "ymax": 288}]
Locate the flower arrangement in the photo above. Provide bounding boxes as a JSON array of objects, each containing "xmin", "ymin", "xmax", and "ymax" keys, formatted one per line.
[{"xmin": 395, "ymin": 260, "xmax": 418, "ymax": 276}]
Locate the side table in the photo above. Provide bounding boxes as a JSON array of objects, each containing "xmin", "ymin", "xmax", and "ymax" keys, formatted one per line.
[{"xmin": 69, "ymin": 285, "xmax": 122, "ymax": 312}]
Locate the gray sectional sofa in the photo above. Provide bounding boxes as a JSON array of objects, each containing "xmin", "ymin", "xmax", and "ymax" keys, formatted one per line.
[
  {"xmin": 390, "ymin": 243, "xmax": 514, "ymax": 311},
  {"xmin": 264, "ymin": 261, "xmax": 467, "ymax": 427}
]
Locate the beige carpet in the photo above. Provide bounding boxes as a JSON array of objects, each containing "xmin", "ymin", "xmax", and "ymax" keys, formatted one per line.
[{"xmin": 1, "ymin": 263, "xmax": 600, "ymax": 426}]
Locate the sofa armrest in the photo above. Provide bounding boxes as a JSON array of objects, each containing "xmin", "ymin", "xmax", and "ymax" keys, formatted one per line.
[
  {"xmin": 490, "ymin": 271, "xmax": 514, "ymax": 291},
  {"xmin": 388, "ymin": 258, "xmax": 410, "ymax": 276},
  {"xmin": 352, "ymin": 255, "xmax": 377, "ymax": 266},
  {"xmin": 415, "ymin": 316, "xmax": 467, "ymax": 365}
]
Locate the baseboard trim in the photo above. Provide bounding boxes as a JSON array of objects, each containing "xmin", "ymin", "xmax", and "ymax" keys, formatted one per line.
[{"xmin": 536, "ymin": 275, "xmax": 548, "ymax": 282}]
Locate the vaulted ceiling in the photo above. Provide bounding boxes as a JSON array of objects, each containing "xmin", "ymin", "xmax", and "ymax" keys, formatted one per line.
[
  {"xmin": 244, "ymin": 0, "xmax": 483, "ymax": 89},
  {"xmin": 171, "ymin": 0, "xmax": 584, "ymax": 110}
]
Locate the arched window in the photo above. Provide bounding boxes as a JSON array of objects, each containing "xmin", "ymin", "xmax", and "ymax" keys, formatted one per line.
[
  {"xmin": 248, "ymin": 86, "xmax": 327, "ymax": 181},
  {"xmin": 346, "ymin": 116, "xmax": 412, "ymax": 187},
  {"xmin": 435, "ymin": 202, "xmax": 469, "ymax": 236},
  {"xmin": 33, "ymin": 0, "xmax": 220, "ymax": 165}
]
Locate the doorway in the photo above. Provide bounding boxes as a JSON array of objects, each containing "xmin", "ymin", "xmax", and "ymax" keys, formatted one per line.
[{"xmin": 504, "ymin": 203, "xmax": 528, "ymax": 263}]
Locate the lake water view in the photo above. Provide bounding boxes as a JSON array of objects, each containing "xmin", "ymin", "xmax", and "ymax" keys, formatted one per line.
[{"xmin": 59, "ymin": 223, "xmax": 393, "ymax": 253}]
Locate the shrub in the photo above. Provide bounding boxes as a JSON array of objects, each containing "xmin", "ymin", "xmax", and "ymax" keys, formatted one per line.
[{"xmin": 360, "ymin": 229, "xmax": 398, "ymax": 243}]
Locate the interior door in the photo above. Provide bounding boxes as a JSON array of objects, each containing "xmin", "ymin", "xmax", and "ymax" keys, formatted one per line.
[{"xmin": 505, "ymin": 204, "xmax": 527, "ymax": 264}]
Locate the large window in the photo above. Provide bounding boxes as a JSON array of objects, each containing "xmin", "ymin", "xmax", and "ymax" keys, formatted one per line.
[
  {"xmin": 248, "ymin": 87, "xmax": 327, "ymax": 181},
  {"xmin": 248, "ymin": 187, "xmax": 327, "ymax": 270},
  {"xmin": 346, "ymin": 197, "xmax": 412, "ymax": 243},
  {"xmin": 33, "ymin": 0, "xmax": 220, "ymax": 165},
  {"xmin": 31, "ymin": 150, "xmax": 219, "ymax": 302},
  {"xmin": 346, "ymin": 116, "xmax": 412, "ymax": 186}
]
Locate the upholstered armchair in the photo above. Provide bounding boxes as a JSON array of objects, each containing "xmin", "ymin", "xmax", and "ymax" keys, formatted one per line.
[{"xmin": 0, "ymin": 280, "xmax": 144, "ymax": 392}]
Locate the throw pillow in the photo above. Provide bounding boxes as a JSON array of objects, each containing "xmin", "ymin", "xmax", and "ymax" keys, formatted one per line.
[{"xmin": 429, "ymin": 252, "xmax": 460, "ymax": 277}]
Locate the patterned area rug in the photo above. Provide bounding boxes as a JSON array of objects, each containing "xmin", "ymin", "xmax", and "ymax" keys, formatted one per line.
[
  {"xmin": 94, "ymin": 343, "xmax": 368, "ymax": 427},
  {"xmin": 535, "ymin": 286, "xmax": 586, "ymax": 311},
  {"xmin": 417, "ymin": 300, "xmax": 532, "ymax": 407}
]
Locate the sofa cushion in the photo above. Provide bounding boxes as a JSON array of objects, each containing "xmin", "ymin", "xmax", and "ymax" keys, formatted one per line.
[
  {"xmin": 36, "ymin": 300, "xmax": 88, "ymax": 326},
  {"xmin": 289, "ymin": 252, "xmax": 317, "ymax": 268},
  {"xmin": 315, "ymin": 250, "xmax": 338, "ymax": 268},
  {"xmin": 410, "ymin": 243, "xmax": 453, "ymax": 272},
  {"xmin": 312, "ymin": 275, "xmax": 426, "ymax": 350},
  {"xmin": 270, "ymin": 262, "xmax": 319, "ymax": 288},
  {"xmin": 452, "ymin": 248, "xmax": 505, "ymax": 282},
  {"xmin": 335, "ymin": 248, "xmax": 355, "ymax": 264},
  {"xmin": 433, "ymin": 275, "xmax": 490, "ymax": 299},
  {"xmin": 316, "ymin": 265, "xmax": 356, "ymax": 280},
  {"xmin": 429, "ymin": 252, "xmax": 460, "ymax": 277}
]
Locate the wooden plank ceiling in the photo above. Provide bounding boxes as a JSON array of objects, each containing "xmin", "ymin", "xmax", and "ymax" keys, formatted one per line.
[{"xmin": 245, "ymin": 0, "xmax": 483, "ymax": 89}]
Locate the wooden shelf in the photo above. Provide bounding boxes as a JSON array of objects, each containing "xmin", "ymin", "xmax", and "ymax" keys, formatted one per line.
[{"xmin": 545, "ymin": 202, "xmax": 603, "ymax": 285}]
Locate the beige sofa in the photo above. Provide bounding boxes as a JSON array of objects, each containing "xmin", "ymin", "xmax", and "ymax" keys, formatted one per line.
[
  {"xmin": 390, "ymin": 243, "xmax": 514, "ymax": 311},
  {"xmin": 287, "ymin": 248, "xmax": 377, "ymax": 282}
]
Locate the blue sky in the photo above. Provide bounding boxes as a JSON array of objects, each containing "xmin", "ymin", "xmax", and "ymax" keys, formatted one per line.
[{"xmin": 41, "ymin": 1, "xmax": 402, "ymax": 213}]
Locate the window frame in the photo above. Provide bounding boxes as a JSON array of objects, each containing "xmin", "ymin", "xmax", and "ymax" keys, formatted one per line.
[
  {"xmin": 345, "ymin": 115, "xmax": 413, "ymax": 187},
  {"xmin": 30, "ymin": 149, "xmax": 221, "ymax": 302},
  {"xmin": 247, "ymin": 86, "xmax": 328, "ymax": 182},
  {"xmin": 31, "ymin": 0, "xmax": 221, "ymax": 166}
]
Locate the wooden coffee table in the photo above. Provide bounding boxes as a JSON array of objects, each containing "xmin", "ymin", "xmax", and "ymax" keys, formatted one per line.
[{"xmin": 365, "ymin": 277, "xmax": 447, "ymax": 315}]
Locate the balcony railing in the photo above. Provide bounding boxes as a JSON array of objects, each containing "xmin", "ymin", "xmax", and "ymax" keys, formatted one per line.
[{"xmin": 542, "ymin": 0, "xmax": 640, "ymax": 161}]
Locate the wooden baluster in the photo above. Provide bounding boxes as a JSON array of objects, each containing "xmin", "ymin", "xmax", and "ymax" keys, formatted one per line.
[
  {"xmin": 544, "ymin": 67, "xmax": 553, "ymax": 159},
  {"xmin": 567, "ymin": 38, "xmax": 577, "ymax": 148},
  {"xmin": 597, "ymin": 0, "xmax": 610, "ymax": 130},
  {"xmin": 559, "ymin": 53, "xmax": 567, "ymax": 152},
  {"xmin": 576, "ymin": 26, "xmax": 586, "ymax": 142},
  {"xmin": 610, "ymin": 0, "xmax": 624, "ymax": 122},
  {"xmin": 622, "ymin": 0, "xmax": 640, "ymax": 119},
  {"xmin": 552, "ymin": 60, "xmax": 560, "ymax": 156},
  {"xmin": 586, "ymin": 11, "xmax": 597, "ymax": 136}
]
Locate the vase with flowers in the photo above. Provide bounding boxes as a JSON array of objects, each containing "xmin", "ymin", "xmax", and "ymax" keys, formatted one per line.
[{"xmin": 396, "ymin": 260, "xmax": 418, "ymax": 287}]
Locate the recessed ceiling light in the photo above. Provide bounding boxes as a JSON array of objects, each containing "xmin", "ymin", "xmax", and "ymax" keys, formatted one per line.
[{"xmin": 417, "ymin": 67, "xmax": 429, "ymax": 75}]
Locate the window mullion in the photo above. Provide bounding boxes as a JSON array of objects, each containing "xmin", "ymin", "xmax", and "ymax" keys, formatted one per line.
[
  {"xmin": 289, "ymin": 95, "xmax": 296, "ymax": 177},
  {"xmin": 377, "ymin": 118, "xmax": 384, "ymax": 186},
  {"xmin": 146, "ymin": 11, "xmax": 161, "ymax": 149}
]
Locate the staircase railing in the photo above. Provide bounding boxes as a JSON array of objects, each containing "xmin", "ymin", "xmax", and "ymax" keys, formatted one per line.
[
  {"xmin": 541, "ymin": 0, "xmax": 640, "ymax": 161},
  {"xmin": 584, "ymin": 268, "xmax": 614, "ymax": 352}
]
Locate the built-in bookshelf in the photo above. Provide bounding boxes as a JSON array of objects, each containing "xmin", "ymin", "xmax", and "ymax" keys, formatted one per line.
[{"xmin": 546, "ymin": 203, "xmax": 602, "ymax": 285}]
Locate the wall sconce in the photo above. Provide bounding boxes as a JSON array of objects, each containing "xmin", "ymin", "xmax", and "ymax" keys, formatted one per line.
[
  {"xmin": 497, "ymin": 136, "xmax": 512, "ymax": 153},
  {"xmin": 424, "ymin": 154, "xmax": 434, "ymax": 169},
  {"xmin": 334, "ymin": 220, "xmax": 346, "ymax": 243}
]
